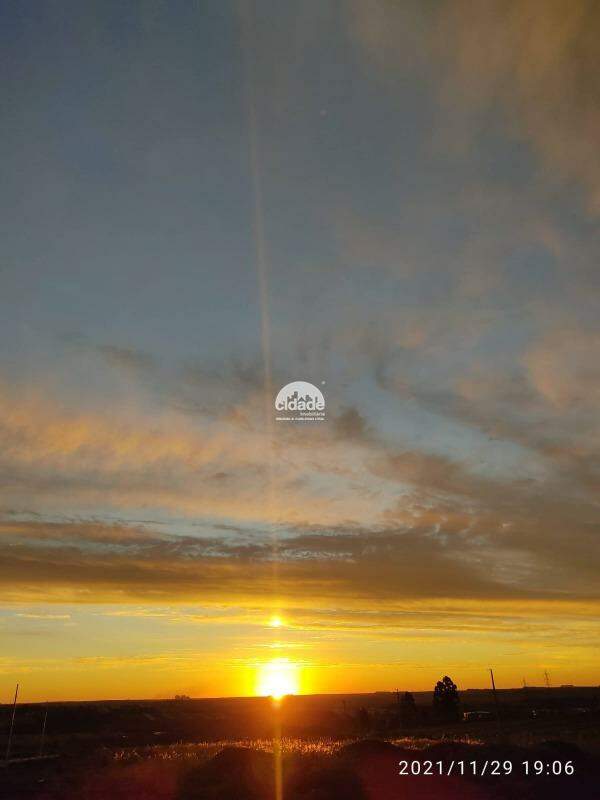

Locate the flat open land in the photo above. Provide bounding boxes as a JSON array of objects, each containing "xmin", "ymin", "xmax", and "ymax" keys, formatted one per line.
[{"xmin": 2, "ymin": 688, "xmax": 600, "ymax": 798}]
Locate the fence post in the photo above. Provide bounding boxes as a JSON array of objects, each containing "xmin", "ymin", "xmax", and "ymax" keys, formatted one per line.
[{"xmin": 5, "ymin": 683, "xmax": 19, "ymax": 763}]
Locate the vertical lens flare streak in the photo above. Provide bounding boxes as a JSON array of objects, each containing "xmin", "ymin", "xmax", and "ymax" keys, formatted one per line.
[
  {"xmin": 238, "ymin": 0, "xmax": 279, "ymax": 594},
  {"xmin": 239, "ymin": 9, "xmax": 282, "ymax": 795},
  {"xmin": 256, "ymin": 657, "xmax": 299, "ymax": 800}
]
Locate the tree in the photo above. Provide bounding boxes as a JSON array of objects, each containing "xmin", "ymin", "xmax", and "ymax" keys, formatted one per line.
[
  {"xmin": 399, "ymin": 691, "xmax": 418, "ymax": 727},
  {"xmin": 433, "ymin": 676, "xmax": 460, "ymax": 722}
]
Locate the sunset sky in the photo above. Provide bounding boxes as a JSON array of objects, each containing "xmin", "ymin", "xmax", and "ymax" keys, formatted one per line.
[{"xmin": 2, "ymin": 1, "xmax": 600, "ymax": 702}]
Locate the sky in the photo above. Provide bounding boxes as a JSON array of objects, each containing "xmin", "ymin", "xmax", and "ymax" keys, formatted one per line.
[{"xmin": 1, "ymin": 0, "xmax": 600, "ymax": 702}]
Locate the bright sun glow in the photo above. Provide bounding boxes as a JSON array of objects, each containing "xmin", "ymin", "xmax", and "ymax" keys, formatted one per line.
[
  {"xmin": 256, "ymin": 658, "xmax": 299, "ymax": 699},
  {"xmin": 269, "ymin": 615, "xmax": 283, "ymax": 628}
]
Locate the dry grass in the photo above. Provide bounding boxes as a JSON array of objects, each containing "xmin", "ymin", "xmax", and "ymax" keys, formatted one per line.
[
  {"xmin": 112, "ymin": 733, "xmax": 485, "ymax": 764},
  {"xmin": 113, "ymin": 738, "xmax": 346, "ymax": 763}
]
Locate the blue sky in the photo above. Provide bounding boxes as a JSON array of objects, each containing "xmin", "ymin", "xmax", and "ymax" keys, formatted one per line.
[{"xmin": 1, "ymin": 0, "xmax": 600, "ymax": 699}]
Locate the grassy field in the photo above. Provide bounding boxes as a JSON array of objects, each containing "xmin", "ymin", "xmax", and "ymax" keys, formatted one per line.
[
  {"xmin": 3, "ymin": 734, "xmax": 600, "ymax": 799},
  {"xmin": 2, "ymin": 690, "xmax": 600, "ymax": 798}
]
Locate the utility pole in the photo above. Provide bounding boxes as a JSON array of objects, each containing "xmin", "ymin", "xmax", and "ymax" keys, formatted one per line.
[
  {"xmin": 5, "ymin": 683, "xmax": 19, "ymax": 763},
  {"xmin": 489, "ymin": 669, "xmax": 501, "ymax": 724},
  {"xmin": 39, "ymin": 703, "xmax": 48, "ymax": 756}
]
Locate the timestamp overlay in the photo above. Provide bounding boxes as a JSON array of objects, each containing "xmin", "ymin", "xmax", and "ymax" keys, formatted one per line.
[
  {"xmin": 386, "ymin": 741, "xmax": 600, "ymax": 798},
  {"xmin": 398, "ymin": 759, "xmax": 576, "ymax": 777}
]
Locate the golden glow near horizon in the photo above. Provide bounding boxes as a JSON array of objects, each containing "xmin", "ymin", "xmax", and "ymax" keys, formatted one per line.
[{"xmin": 256, "ymin": 658, "xmax": 299, "ymax": 700}]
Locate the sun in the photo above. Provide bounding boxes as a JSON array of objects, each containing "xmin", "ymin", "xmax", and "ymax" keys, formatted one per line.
[{"xmin": 256, "ymin": 658, "xmax": 299, "ymax": 700}]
